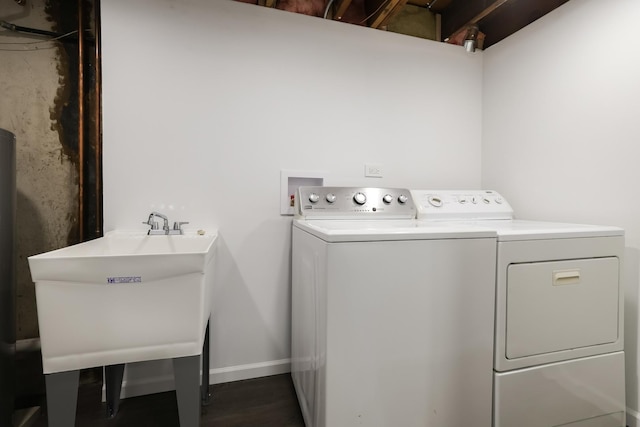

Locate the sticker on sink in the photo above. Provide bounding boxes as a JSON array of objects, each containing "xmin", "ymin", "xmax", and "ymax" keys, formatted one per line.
[{"xmin": 107, "ymin": 276, "xmax": 142, "ymax": 284}]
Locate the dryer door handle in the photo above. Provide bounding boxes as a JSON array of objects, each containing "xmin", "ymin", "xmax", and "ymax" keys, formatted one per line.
[{"xmin": 553, "ymin": 270, "xmax": 581, "ymax": 286}]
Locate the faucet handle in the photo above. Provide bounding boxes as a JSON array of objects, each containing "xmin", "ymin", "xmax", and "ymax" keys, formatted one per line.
[{"xmin": 143, "ymin": 215, "xmax": 159, "ymax": 230}]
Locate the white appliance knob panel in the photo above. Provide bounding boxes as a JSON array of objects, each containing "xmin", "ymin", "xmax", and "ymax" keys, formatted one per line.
[
  {"xmin": 296, "ymin": 187, "xmax": 416, "ymax": 219},
  {"xmin": 353, "ymin": 192, "xmax": 367, "ymax": 205}
]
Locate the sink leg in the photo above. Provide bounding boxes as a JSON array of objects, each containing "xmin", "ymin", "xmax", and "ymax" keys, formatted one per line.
[
  {"xmin": 173, "ymin": 355, "xmax": 200, "ymax": 427},
  {"xmin": 45, "ymin": 370, "xmax": 79, "ymax": 427},
  {"xmin": 201, "ymin": 318, "xmax": 211, "ymax": 406},
  {"xmin": 105, "ymin": 364, "xmax": 125, "ymax": 418}
]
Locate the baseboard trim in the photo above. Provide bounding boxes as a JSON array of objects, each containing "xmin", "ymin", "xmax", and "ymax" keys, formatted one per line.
[
  {"xmin": 628, "ymin": 407, "xmax": 639, "ymax": 427},
  {"xmin": 208, "ymin": 358, "xmax": 291, "ymax": 384},
  {"xmin": 112, "ymin": 358, "xmax": 291, "ymax": 399}
]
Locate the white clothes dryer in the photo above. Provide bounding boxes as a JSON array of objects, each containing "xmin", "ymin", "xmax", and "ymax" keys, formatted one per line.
[
  {"xmin": 411, "ymin": 189, "xmax": 626, "ymax": 427},
  {"xmin": 291, "ymin": 187, "xmax": 497, "ymax": 427}
]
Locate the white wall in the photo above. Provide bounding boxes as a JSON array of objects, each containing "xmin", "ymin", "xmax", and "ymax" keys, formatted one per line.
[
  {"xmin": 482, "ymin": 0, "xmax": 640, "ymax": 423},
  {"xmin": 101, "ymin": 0, "xmax": 483, "ymax": 393}
]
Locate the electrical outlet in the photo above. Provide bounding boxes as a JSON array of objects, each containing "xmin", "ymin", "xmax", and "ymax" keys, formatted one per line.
[{"xmin": 365, "ymin": 163, "xmax": 383, "ymax": 178}]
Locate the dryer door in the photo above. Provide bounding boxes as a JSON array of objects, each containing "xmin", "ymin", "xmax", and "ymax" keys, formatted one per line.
[{"xmin": 506, "ymin": 257, "xmax": 619, "ymax": 359}]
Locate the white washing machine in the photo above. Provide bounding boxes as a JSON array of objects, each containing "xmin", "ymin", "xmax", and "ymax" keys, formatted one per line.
[
  {"xmin": 411, "ymin": 189, "xmax": 626, "ymax": 427},
  {"xmin": 291, "ymin": 187, "xmax": 497, "ymax": 427}
]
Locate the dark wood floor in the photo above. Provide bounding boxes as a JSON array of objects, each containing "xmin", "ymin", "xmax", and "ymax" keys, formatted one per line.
[{"xmin": 28, "ymin": 371, "xmax": 305, "ymax": 427}]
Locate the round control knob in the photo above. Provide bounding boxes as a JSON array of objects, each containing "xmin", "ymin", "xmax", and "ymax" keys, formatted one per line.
[
  {"xmin": 382, "ymin": 194, "xmax": 393, "ymax": 204},
  {"xmin": 353, "ymin": 192, "xmax": 367, "ymax": 205},
  {"xmin": 483, "ymin": 197, "xmax": 491, "ymax": 204},
  {"xmin": 495, "ymin": 197, "xmax": 503, "ymax": 204},
  {"xmin": 326, "ymin": 193, "xmax": 336, "ymax": 203},
  {"xmin": 398, "ymin": 194, "xmax": 408, "ymax": 204},
  {"xmin": 308, "ymin": 193, "xmax": 320, "ymax": 203}
]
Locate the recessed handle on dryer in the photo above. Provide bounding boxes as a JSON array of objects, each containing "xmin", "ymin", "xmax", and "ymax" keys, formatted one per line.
[{"xmin": 553, "ymin": 270, "xmax": 581, "ymax": 286}]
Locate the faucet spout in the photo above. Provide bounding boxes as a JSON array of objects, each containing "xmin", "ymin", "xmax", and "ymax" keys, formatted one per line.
[
  {"xmin": 151, "ymin": 211, "xmax": 170, "ymax": 232},
  {"xmin": 143, "ymin": 212, "xmax": 170, "ymax": 235}
]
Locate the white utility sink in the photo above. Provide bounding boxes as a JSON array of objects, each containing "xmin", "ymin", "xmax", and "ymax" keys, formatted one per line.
[{"xmin": 28, "ymin": 230, "xmax": 217, "ymax": 374}]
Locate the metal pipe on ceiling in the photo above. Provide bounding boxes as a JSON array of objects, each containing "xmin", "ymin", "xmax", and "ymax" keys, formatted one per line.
[
  {"xmin": 94, "ymin": 0, "xmax": 103, "ymax": 237},
  {"xmin": 78, "ymin": 0, "xmax": 85, "ymax": 242},
  {"xmin": 324, "ymin": 0, "xmax": 336, "ymax": 18}
]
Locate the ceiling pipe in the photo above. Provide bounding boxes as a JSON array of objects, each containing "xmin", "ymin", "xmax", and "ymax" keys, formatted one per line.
[
  {"xmin": 324, "ymin": 0, "xmax": 336, "ymax": 18},
  {"xmin": 78, "ymin": 0, "xmax": 85, "ymax": 242},
  {"xmin": 464, "ymin": 25, "xmax": 479, "ymax": 52},
  {"xmin": 94, "ymin": 0, "xmax": 103, "ymax": 238}
]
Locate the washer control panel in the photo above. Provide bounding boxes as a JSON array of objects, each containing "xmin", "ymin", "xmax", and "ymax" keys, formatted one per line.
[
  {"xmin": 295, "ymin": 186, "xmax": 416, "ymax": 219},
  {"xmin": 411, "ymin": 190, "xmax": 513, "ymax": 220}
]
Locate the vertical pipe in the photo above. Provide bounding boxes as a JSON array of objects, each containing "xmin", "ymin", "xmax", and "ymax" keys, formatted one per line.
[
  {"xmin": 77, "ymin": 0, "xmax": 85, "ymax": 242},
  {"xmin": 94, "ymin": 0, "xmax": 102, "ymax": 237},
  {"xmin": 0, "ymin": 129, "xmax": 16, "ymax": 427}
]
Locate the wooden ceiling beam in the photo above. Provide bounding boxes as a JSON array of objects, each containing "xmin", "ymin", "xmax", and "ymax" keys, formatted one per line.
[
  {"xmin": 366, "ymin": 0, "xmax": 408, "ymax": 29},
  {"xmin": 440, "ymin": 0, "xmax": 500, "ymax": 39},
  {"xmin": 443, "ymin": 0, "xmax": 507, "ymax": 47},
  {"xmin": 441, "ymin": 0, "xmax": 569, "ymax": 49},
  {"xmin": 334, "ymin": 0, "xmax": 354, "ymax": 20},
  {"xmin": 407, "ymin": 0, "xmax": 452, "ymax": 11}
]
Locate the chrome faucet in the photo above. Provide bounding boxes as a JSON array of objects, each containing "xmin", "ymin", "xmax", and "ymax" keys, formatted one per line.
[
  {"xmin": 142, "ymin": 212, "xmax": 188, "ymax": 235},
  {"xmin": 143, "ymin": 212, "xmax": 170, "ymax": 235}
]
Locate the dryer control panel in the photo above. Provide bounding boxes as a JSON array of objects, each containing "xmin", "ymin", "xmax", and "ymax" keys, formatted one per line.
[
  {"xmin": 295, "ymin": 186, "xmax": 416, "ymax": 219},
  {"xmin": 411, "ymin": 190, "xmax": 514, "ymax": 220}
]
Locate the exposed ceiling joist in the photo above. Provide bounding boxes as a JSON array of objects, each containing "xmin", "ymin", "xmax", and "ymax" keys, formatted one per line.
[
  {"xmin": 238, "ymin": 0, "xmax": 570, "ymax": 51},
  {"xmin": 366, "ymin": 0, "xmax": 408, "ymax": 29},
  {"xmin": 443, "ymin": 0, "xmax": 507, "ymax": 48},
  {"xmin": 469, "ymin": 0, "xmax": 509, "ymax": 24},
  {"xmin": 407, "ymin": 0, "xmax": 453, "ymax": 12},
  {"xmin": 441, "ymin": 0, "xmax": 570, "ymax": 49},
  {"xmin": 334, "ymin": 0, "xmax": 354, "ymax": 20}
]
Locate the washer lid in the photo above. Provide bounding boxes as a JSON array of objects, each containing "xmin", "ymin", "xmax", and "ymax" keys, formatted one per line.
[{"xmin": 294, "ymin": 219, "xmax": 496, "ymax": 242}]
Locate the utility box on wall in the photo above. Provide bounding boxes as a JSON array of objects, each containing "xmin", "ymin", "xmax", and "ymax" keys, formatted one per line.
[{"xmin": 280, "ymin": 170, "xmax": 328, "ymax": 216}]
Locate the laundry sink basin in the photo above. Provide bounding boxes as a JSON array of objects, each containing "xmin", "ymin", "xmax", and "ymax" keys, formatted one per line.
[{"xmin": 28, "ymin": 230, "xmax": 217, "ymax": 374}]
